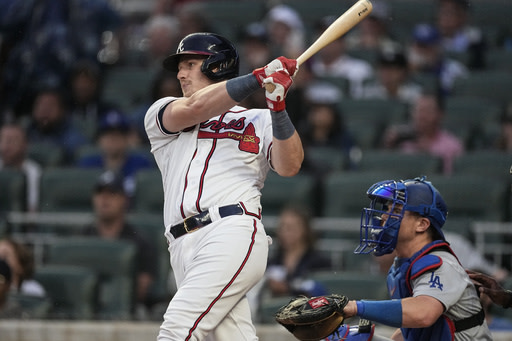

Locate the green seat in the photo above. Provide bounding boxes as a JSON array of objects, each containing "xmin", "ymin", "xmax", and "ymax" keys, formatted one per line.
[
  {"xmin": 387, "ymin": 0, "xmax": 436, "ymax": 32},
  {"xmin": 486, "ymin": 49, "xmax": 512, "ymax": 72},
  {"xmin": 39, "ymin": 168, "xmax": 103, "ymax": 212},
  {"xmin": 357, "ymin": 151, "xmax": 443, "ymax": 178},
  {"xmin": 322, "ymin": 171, "xmax": 399, "ymax": 218},
  {"xmin": 46, "ymin": 237, "xmax": 137, "ymax": 319},
  {"xmin": 128, "ymin": 213, "xmax": 172, "ymax": 305},
  {"xmin": 27, "ymin": 143, "xmax": 64, "ymax": 168},
  {"xmin": 304, "ymin": 146, "xmax": 347, "ymax": 174},
  {"xmin": 261, "ymin": 171, "xmax": 317, "ymax": 216},
  {"xmin": 453, "ymin": 151, "xmax": 512, "ymax": 179},
  {"xmin": 34, "ymin": 265, "xmax": 97, "ymax": 319},
  {"xmin": 7, "ymin": 292, "xmax": 52, "ymax": 319},
  {"xmin": 133, "ymin": 169, "xmax": 164, "ymax": 214},
  {"xmin": 102, "ymin": 67, "xmax": 155, "ymax": 113},
  {"xmin": 281, "ymin": 0, "xmax": 350, "ymax": 27},
  {"xmin": 0, "ymin": 169, "xmax": 25, "ymax": 212},
  {"xmin": 310, "ymin": 271, "xmax": 388, "ymax": 300},
  {"xmin": 258, "ymin": 295, "xmax": 295, "ymax": 324},
  {"xmin": 443, "ymin": 96, "xmax": 503, "ymax": 148},
  {"xmin": 428, "ymin": 174, "xmax": 510, "ymax": 222},
  {"xmin": 346, "ymin": 121, "xmax": 382, "ymax": 150},
  {"xmin": 453, "ymin": 71, "xmax": 512, "ymax": 106},
  {"xmin": 338, "ymin": 98, "xmax": 409, "ymax": 127}
]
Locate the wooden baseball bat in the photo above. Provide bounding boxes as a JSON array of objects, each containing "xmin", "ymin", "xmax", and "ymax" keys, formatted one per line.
[{"xmin": 266, "ymin": 0, "xmax": 373, "ymax": 92}]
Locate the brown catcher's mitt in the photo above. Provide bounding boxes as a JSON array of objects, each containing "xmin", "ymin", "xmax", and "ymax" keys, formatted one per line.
[{"xmin": 274, "ymin": 294, "xmax": 348, "ymax": 341}]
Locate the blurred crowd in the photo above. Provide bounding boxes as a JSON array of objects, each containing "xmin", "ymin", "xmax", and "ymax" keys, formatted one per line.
[{"xmin": 0, "ymin": 0, "xmax": 512, "ymax": 323}]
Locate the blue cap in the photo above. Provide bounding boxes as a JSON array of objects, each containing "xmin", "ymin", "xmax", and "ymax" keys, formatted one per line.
[
  {"xmin": 98, "ymin": 110, "xmax": 130, "ymax": 135},
  {"xmin": 413, "ymin": 24, "xmax": 440, "ymax": 45},
  {"xmin": 95, "ymin": 170, "xmax": 125, "ymax": 194}
]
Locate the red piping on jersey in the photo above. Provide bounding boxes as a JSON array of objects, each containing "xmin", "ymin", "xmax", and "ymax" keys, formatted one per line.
[
  {"xmin": 180, "ymin": 148, "xmax": 198, "ymax": 219},
  {"xmin": 185, "ymin": 220, "xmax": 258, "ymax": 340},
  {"xmin": 239, "ymin": 202, "xmax": 262, "ymax": 220},
  {"xmin": 196, "ymin": 138, "xmax": 217, "ymax": 212}
]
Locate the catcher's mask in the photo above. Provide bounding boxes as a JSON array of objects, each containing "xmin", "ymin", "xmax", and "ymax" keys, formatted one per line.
[
  {"xmin": 163, "ymin": 32, "xmax": 239, "ymax": 81},
  {"xmin": 355, "ymin": 176, "xmax": 448, "ymax": 256}
]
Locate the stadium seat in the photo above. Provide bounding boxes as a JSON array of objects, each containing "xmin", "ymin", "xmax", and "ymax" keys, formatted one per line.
[
  {"xmin": 485, "ymin": 49, "xmax": 512, "ymax": 72},
  {"xmin": 34, "ymin": 265, "xmax": 97, "ymax": 319},
  {"xmin": 452, "ymin": 71, "xmax": 512, "ymax": 106},
  {"xmin": 427, "ymin": 174, "xmax": 510, "ymax": 222},
  {"xmin": 128, "ymin": 213, "xmax": 172, "ymax": 305},
  {"xmin": 39, "ymin": 168, "xmax": 103, "ymax": 212},
  {"xmin": 443, "ymin": 96, "xmax": 503, "ymax": 149},
  {"xmin": 102, "ymin": 67, "xmax": 155, "ymax": 113},
  {"xmin": 46, "ymin": 237, "xmax": 137, "ymax": 319},
  {"xmin": 27, "ymin": 143, "xmax": 64, "ymax": 168},
  {"xmin": 357, "ymin": 151, "xmax": 443, "ymax": 178},
  {"xmin": 7, "ymin": 292, "xmax": 52, "ymax": 319},
  {"xmin": 452, "ymin": 151, "xmax": 512, "ymax": 179},
  {"xmin": 0, "ymin": 169, "xmax": 26, "ymax": 212},
  {"xmin": 133, "ymin": 169, "xmax": 164, "ymax": 214},
  {"xmin": 304, "ymin": 146, "xmax": 347, "ymax": 174},
  {"xmin": 338, "ymin": 98, "xmax": 409, "ymax": 127},
  {"xmin": 261, "ymin": 171, "xmax": 317, "ymax": 216},
  {"xmin": 322, "ymin": 171, "xmax": 399, "ymax": 218}
]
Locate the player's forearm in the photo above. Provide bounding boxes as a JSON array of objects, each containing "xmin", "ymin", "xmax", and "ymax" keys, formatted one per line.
[{"xmin": 271, "ymin": 131, "xmax": 304, "ymax": 177}]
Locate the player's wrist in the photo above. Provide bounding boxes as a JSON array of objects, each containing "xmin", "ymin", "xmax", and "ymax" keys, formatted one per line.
[
  {"xmin": 356, "ymin": 299, "xmax": 403, "ymax": 327},
  {"xmin": 226, "ymin": 74, "xmax": 260, "ymax": 102},
  {"xmin": 270, "ymin": 109, "xmax": 295, "ymax": 140}
]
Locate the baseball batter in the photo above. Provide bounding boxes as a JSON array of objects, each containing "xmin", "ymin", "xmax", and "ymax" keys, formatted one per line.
[
  {"xmin": 144, "ymin": 32, "xmax": 303, "ymax": 341},
  {"xmin": 340, "ymin": 176, "xmax": 493, "ymax": 341}
]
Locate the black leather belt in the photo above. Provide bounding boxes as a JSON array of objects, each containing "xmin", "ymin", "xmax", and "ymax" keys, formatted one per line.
[{"xmin": 170, "ymin": 204, "xmax": 243, "ymax": 239}]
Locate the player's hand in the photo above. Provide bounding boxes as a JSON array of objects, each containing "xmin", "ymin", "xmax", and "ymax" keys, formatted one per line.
[
  {"xmin": 252, "ymin": 57, "xmax": 298, "ymax": 87},
  {"xmin": 467, "ymin": 270, "xmax": 512, "ymax": 308},
  {"xmin": 263, "ymin": 70, "xmax": 293, "ymax": 112}
]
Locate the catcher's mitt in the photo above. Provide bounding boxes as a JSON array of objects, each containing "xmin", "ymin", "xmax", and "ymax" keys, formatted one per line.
[{"xmin": 274, "ymin": 294, "xmax": 349, "ymax": 341}]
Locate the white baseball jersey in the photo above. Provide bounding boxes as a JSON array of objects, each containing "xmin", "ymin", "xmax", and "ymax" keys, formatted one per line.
[
  {"xmin": 145, "ymin": 96, "xmax": 273, "ymax": 229},
  {"xmin": 145, "ymin": 96, "xmax": 272, "ymax": 341}
]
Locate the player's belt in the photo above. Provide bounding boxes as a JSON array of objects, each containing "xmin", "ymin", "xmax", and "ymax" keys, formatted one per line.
[{"xmin": 170, "ymin": 204, "xmax": 244, "ymax": 239}]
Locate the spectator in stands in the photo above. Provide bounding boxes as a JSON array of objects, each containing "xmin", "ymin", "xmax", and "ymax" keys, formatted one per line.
[
  {"xmin": 266, "ymin": 205, "xmax": 331, "ymax": 298},
  {"xmin": 238, "ymin": 22, "xmax": 272, "ymax": 76},
  {"xmin": 67, "ymin": 60, "xmax": 120, "ymax": 141},
  {"xmin": 436, "ymin": 0, "xmax": 486, "ymax": 69},
  {"xmin": 345, "ymin": 0, "xmax": 399, "ymax": 52},
  {"xmin": 76, "ymin": 110, "xmax": 154, "ymax": 200},
  {"xmin": 84, "ymin": 170, "xmax": 158, "ymax": 307},
  {"xmin": 0, "ymin": 259, "xmax": 24, "ymax": 319},
  {"xmin": 140, "ymin": 15, "xmax": 180, "ymax": 71},
  {"xmin": 264, "ymin": 5, "xmax": 306, "ymax": 59},
  {"xmin": 310, "ymin": 15, "xmax": 374, "ymax": 98},
  {"xmin": 0, "ymin": 0, "xmax": 122, "ymax": 117},
  {"xmin": 174, "ymin": 3, "xmax": 212, "ymax": 38},
  {"xmin": 494, "ymin": 105, "xmax": 512, "ymax": 152},
  {"xmin": 0, "ymin": 238, "xmax": 46, "ymax": 297},
  {"xmin": 407, "ymin": 23, "xmax": 468, "ymax": 97},
  {"xmin": 25, "ymin": 87, "xmax": 89, "ymax": 164},
  {"xmin": 382, "ymin": 92, "xmax": 464, "ymax": 174},
  {"xmin": 299, "ymin": 82, "xmax": 358, "ymax": 173},
  {"xmin": 0, "ymin": 122, "xmax": 42, "ymax": 212},
  {"xmin": 362, "ymin": 47, "xmax": 423, "ymax": 105}
]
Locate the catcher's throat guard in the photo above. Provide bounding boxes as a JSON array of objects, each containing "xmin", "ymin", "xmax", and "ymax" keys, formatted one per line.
[{"xmin": 275, "ymin": 294, "xmax": 349, "ymax": 341}]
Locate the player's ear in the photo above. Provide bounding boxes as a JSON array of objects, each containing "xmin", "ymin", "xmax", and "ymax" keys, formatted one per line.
[{"xmin": 416, "ymin": 216, "xmax": 431, "ymax": 233}]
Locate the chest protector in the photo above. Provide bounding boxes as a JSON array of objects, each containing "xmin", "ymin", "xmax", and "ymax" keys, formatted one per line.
[{"xmin": 387, "ymin": 240, "xmax": 457, "ymax": 341}]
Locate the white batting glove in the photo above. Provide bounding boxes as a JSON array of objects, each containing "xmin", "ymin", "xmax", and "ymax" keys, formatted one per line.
[
  {"xmin": 263, "ymin": 70, "xmax": 293, "ymax": 112},
  {"xmin": 252, "ymin": 56, "xmax": 298, "ymax": 87}
]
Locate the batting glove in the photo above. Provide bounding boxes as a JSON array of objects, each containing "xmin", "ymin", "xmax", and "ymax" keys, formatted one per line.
[
  {"xmin": 263, "ymin": 70, "xmax": 293, "ymax": 112},
  {"xmin": 252, "ymin": 56, "xmax": 298, "ymax": 87}
]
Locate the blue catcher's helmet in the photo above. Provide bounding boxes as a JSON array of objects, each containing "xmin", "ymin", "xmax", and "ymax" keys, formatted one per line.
[
  {"xmin": 163, "ymin": 32, "xmax": 239, "ymax": 81},
  {"xmin": 355, "ymin": 176, "xmax": 448, "ymax": 256}
]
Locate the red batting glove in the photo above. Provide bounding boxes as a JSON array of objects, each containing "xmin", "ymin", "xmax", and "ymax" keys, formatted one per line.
[
  {"xmin": 252, "ymin": 57, "xmax": 298, "ymax": 87},
  {"xmin": 263, "ymin": 70, "xmax": 293, "ymax": 112}
]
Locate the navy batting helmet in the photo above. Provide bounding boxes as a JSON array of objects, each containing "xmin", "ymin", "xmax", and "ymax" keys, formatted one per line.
[
  {"xmin": 163, "ymin": 32, "xmax": 239, "ymax": 81},
  {"xmin": 355, "ymin": 176, "xmax": 448, "ymax": 256}
]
